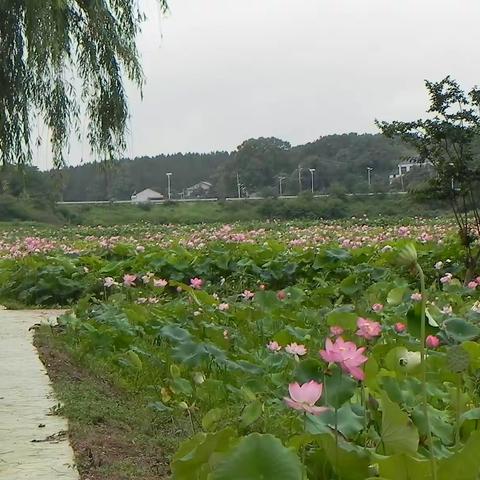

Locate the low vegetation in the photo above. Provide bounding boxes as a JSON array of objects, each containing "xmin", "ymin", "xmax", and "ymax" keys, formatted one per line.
[{"xmin": 1, "ymin": 219, "xmax": 480, "ymax": 479}]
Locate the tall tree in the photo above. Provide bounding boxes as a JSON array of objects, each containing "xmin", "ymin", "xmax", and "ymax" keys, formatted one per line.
[
  {"xmin": 377, "ymin": 77, "xmax": 480, "ymax": 279},
  {"xmin": 0, "ymin": 0, "xmax": 168, "ymax": 167}
]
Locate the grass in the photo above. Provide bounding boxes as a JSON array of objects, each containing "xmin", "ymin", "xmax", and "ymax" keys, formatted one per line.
[
  {"xmin": 62, "ymin": 194, "xmax": 449, "ymax": 226},
  {"xmin": 34, "ymin": 324, "xmax": 183, "ymax": 480}
]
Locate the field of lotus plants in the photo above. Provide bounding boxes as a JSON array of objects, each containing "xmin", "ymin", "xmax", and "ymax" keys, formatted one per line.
[{"xmin": 3, "ymin": 218, "xmax": 480, "ymax": 479}]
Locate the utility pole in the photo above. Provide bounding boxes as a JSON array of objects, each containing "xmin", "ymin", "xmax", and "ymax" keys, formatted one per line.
[
  {"xmin": 279, "ymin": 176, "xmax": 285, "ymax": 196},
  {"xmin": 236, "ymin": 172, "xmax": 241, "ymax": 198},
  {"xmin": 166, "ymin": 172, "xmax": 172, "ymax": 199},
  {"xmin": 309, "ymin": 168, "xmax": 316, "ymax": 193},
  {"xmin": 367, "ymin": 167, "xmax": 373, "ymax": 188},
  {"xmin": 298, "ymin": 164, "xmax": 302, "ymax": 193}
]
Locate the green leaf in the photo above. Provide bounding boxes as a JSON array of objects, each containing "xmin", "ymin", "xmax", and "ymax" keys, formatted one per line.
[
  {"xmin": 125, "ymin": 350, "xmax": 142, "ymax": 370},
  {"xmin": 311, "ymin": 432, "xmax": 371, "ymax": 480},
  {"xmin": 240, "ymin": 401, "xmax": 263, "ymax": 428},
  {"xmin": 148, "ymin": 401, "xmax": 172, "ymax": 413},
  {"xmin": 172, "ymin": 378, "xmax": 193, "ymax": 396},
  {"xmin": 211, "ymin": 433, "xmax": 303, "ymax": 480},
  {"xmin": 307, "ymin": 404, "xmax": 364, "ymax": 439},
  {"xmin": 461, "ymin": 341, "xmax": 480, "ymax": 369},
  {"xmin": 376, "ymin": 453, "xmax": 431, "ymax": 480},
  {"xmin": 340, "ymin": 275, "xmax": 362, "ymax": 295},
  {"xmin": 438, "ymin": 431, "xmax": 480, "ymax": 479},
  {"xmin": 380, "ymin": 393, "xmax": 419, "ymax": 455},
  {"xmin": 160, "ymin": 324, "xmax": 192, "ymax": 342},
  {"xmin": 326, "ymin": 309, "xmax": 358, "ymax": 331},
  {"xmin": 172, "ymin": 428, "xmax": 237, "ymax": 479},
  {"xmin": 294, "ymin": 358, "xmax": 324, "ymax": 383},
  {"xmin": 443, "ymin": 318, "xmax": 480, "ymax": 342},
  {"xmin": 460, "ymin": 407, "xmax": 480, "ymax": 426},
  {"xmin": 324, "ymin": 366, "xmax": 357, "ymax": 409},
  {"xmin": 412, "ymin": 405, "xmax": 454, "ymax": 446},
  {"xmin": 387, "ymin": 287, "xmax": 407, "ymax": 306},
  {"xmin": 202, "ymin": 408, "xmax": 224, "ymax": 431}
]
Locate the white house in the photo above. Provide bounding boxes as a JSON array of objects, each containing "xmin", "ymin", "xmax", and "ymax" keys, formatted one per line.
[
  {"xmin": 185, "ymin": 181, "xmax": 212, "ymax": 198},
  {"xmin": 131, "ymin": 188, "xmax": 164, "ymax": 203},
  {"xmin": 389, "ymin": 156, "xmax": 432, "ymax": 184}
]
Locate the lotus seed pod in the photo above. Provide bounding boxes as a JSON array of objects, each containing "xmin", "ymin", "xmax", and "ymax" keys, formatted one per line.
[
  {"xmin": 447, "ymin": 345, "xmax": 470, "ymax": 373},
  {"xmin": 397, "ymin": 243, "xmax": 418, "ymax": 267}
]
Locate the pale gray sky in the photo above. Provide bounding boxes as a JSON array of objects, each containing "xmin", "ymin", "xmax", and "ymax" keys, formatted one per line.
[{"xmin": 34, "ymin": 0, "xmax": 480, "ymax": 169}]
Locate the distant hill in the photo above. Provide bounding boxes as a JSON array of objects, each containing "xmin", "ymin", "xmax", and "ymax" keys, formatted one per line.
[{"xmin": 58, "ymin": 133, "xmax": 415, "ymax": 201}]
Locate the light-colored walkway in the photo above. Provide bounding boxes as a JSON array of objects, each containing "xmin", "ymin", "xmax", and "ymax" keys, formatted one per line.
[{"xmin": 0, "ymin": 310, "xmax": 79, "ymax": 479}]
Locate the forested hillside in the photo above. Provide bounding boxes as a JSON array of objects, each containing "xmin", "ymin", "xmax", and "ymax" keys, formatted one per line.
[{"xmin": 55, "ymin": 133, "xmax": 414, "ymax": 201}]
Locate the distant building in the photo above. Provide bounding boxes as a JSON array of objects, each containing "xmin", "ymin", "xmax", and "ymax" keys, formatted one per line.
[
  {"xmin": 185, "ymin": 181, "xmax": 212, "ymax": 198},
  {"xmin": 389, "ymin": 156, "xmax": 432, "ymax": 184},
  {"xmin": 131, "ymin": 188, "xmax": 164, "ymax": 203}
]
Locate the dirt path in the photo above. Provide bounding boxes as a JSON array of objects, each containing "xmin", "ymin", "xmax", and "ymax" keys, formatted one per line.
[{"xmin": 0, "ymin": 310, "xmax": 79, "ymax": 479}]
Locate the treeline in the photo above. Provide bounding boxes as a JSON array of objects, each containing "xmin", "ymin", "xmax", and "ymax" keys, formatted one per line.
[
  {"xmin": 0, "ymin": 133, "xmax": 418, "ymax": 202},
  {"xmin": 56, "ymin": 133, "xmax": 416, "ymax": 201}
]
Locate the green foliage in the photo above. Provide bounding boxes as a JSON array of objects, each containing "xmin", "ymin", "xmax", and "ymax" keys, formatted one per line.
[
  {"xmin": 54, "ymin": 133, "xmax": 418, "ymax": 201},
  {"xmin": 0, "ymin": 0, "xmax": 168, "ymax": 166},
  {"xmin": 5, "ymin": 221, "xmax": 480, "ymax": 479},
  {"xmin": 211, "ymin": 433, "xmax": 303, "ymax": 480},
  {"xmin": 378, "ymin": 76, "xmax": 480, "ymax": 278}
]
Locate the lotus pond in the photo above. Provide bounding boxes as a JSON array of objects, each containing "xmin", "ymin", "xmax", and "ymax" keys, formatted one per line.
[{"xmin": 3, "ymin": 219, "xmax": 480, "ymax": 479}]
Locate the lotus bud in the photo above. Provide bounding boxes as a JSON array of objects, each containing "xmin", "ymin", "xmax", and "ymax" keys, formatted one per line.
[{"xmin": 193, "ymin": 372, "xmax": 206, "ymax": 384}]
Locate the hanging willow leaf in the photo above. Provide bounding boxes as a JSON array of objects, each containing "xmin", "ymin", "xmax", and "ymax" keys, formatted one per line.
[{"xmin": 0, "ymin": 0, "xmax": 168, "ymax": 167}]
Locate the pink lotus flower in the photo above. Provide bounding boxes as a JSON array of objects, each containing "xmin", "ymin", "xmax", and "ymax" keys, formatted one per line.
[
  {"xmin": 426, "ymin": 335, "xmax": 441, "ymax": 348},
  {"xmin": 123, "ymin": 274, "xmax": 137, "ymax": 287},
  {"xmin": 190, "ymin": 277, "xmax": 203, "ymax": 289},
  {"xmin": 468, "ymin": 281, "xmax": 477, "ymax": 290},
  {"xmin": 103, "ymin": 277, "xmax": 117, "ymax": 288},
  {"xmin": 218, "ymin": 302, "xmax": 230, "ymax": 311},
  {"xmin": 284, "ymin": 381, "xmax": 329, "ymax": 415},
  {"xmin": 277, "ymin": 290, "xmax": 287, "ymax": 301},
  {"xmin": 242, "ymin": 290, "xmax": 255, "ymax": 300},
  {"xmin": 440, "ymin": 273, "xmax": 453, "ymax": 284},
  {"xmin": 330, "ymin": 325, "xmax": 344, "ymax": 336},
  {"xmin": 356, "ymin": 317, "xmax": 382, "ymax": 340},
  {"xmin": 320, "ymin": 337, "xmax": 368, "ymax": 381},
  {"xmin": 372, "ymin": 303, "xmax": 384, "ymax": 313},
  {"xmin": 394, "ymin": 322, "xmax": 407, "ymax": 333},
  {"xmin": 154, "ymin": 278, "xmax": 168, "ymax": 288},
  {"xmin": 267, "ymin": 340, "xmax": 282, "ymax": 352},
  {"xmin": 285, "ymin": 343, "xmax": 307, "ymax": 356},
  {"xmin": 411, "ymin": 292, "xmax": 422, "ymax": 301}
]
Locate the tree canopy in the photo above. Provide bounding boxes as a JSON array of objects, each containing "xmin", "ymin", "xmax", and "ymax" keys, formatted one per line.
[
  {"xmin": 377, "ymin": 76, "xmax": 480, "ymax": 279},
  {"xmin": 0, "ymin": 0, "xmax": 168, "ymax": 167}
]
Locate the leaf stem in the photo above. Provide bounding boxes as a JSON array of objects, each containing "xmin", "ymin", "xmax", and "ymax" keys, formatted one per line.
[
  {"xmin": 416, "ymin": 263, "xmax": 438, "ymax": 480},
  {"xmin": 455, "ymin": 373, "xmax": 462, "ymax": 448}
]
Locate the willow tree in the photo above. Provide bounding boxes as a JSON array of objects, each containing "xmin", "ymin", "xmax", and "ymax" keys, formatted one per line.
[{"xmin": 0, "ymin": 0, "xmax": 168, "ymax": 168}]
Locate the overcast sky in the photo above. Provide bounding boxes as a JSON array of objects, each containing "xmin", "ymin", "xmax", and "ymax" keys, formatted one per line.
[{"xmin": 34, "ymin": 0, "xmax": 480, "ymax": 169}]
